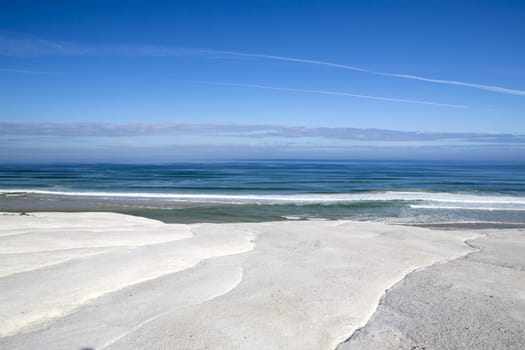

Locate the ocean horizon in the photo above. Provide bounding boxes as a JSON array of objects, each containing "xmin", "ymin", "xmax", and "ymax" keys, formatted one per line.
[{"xmin": 1, "ymin": 160, "xmax": 524, "ymax": 226}]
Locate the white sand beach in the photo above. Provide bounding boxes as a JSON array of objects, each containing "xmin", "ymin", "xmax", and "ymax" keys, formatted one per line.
[{"xmin": 0, "ymin": 212, "xmax": 523, "ymax": 349}]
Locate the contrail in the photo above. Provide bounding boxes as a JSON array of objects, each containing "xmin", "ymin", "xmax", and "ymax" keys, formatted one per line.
[
  {"xmin": 377, "ymin": 72, "xmax": 525, "ymax": 96},
  {"xmin": 203, "ymin": 49, "xmax": 525, "ymax": 97},
  {"xmin": 202, "ymin": 81, "xmax": 467, "ymax": 108},
  {"xmin": 202, "ymin": 49, "xmax": 370, "ymax": 73}
]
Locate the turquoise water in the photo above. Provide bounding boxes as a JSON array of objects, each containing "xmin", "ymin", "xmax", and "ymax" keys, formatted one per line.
[{"xmin": 0, "ymin": 161, "xmax": 524, "ymax": 224}]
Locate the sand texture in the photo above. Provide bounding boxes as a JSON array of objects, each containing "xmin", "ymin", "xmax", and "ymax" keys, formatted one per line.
[
  {"xmin": 0, "ymin": 212, "xmax": 501, "ymax": 349},
  {"xmin": 338, "ymin": 228, "xmax": 525, "ymax": 350}
]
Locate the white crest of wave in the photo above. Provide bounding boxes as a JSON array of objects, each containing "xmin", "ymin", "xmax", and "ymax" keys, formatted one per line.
[
  {"xmin": 2, "ymin": 189, "xmax": 525, "ymax": 206},
  {"xmin": 409, "ymin": 204, "xmax": 525, "ymax": 211}
]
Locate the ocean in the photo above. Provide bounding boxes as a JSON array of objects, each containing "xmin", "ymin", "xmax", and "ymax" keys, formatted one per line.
[{"xmin": 1, "ymin": 161, "xmax": 524, "ymax": 226}]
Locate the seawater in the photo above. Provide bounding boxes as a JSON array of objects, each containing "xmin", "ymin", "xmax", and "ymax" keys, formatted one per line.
[{"xmin": 0, "ymin": 161, "xmax": 524, "ymax": 225}]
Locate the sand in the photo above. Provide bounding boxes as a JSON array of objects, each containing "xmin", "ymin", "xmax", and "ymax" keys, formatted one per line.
[
  {"xmin": 0, "ymin": 212, "xmax": 519, "ymax": 349},
  {"xmin": 338, "ymin": 228, "xmax": 525, "ymax": 350}
]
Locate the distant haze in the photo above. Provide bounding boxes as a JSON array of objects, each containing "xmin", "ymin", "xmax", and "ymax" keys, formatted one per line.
[{"xmin": 1, "ymin": 121, "xmax": 524, "ymax": 162}]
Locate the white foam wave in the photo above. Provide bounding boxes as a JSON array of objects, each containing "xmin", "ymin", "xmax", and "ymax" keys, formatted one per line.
[
  {"xmin": 2, "ymin": 189, "xmax": 525, "ymax": 206},
  {"xmin": 281, "ymin": 216, "xmax": 305, "ymax": 220},
  {"xmin": 383, "ymin": 218, "xmax": 525, "ymax": 225},
  {"xmin": 409, "ymin": 204, "xmax": 525, "ymax": 211}
]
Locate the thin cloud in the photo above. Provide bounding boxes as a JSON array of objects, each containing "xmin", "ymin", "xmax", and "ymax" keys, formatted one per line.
[
  {"xmin": 1, "ymin": 121, "xmax": 524, "ymax": 144},
  {"xmin": 0, "ymin": 32, "xmax": 199, "ymax": 57},
  {"xmin": 0, "ymin": 68, "xmax": 54, "ymax": 74},
  {"xmin": 1, "ymin": 32, "xmax": 524, "ymax": 96},
  {"xmin": 202, "ymin": 82, "xmax": 466, "ymax": 108}
]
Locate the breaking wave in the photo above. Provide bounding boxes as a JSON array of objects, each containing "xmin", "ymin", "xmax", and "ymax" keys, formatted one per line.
[{"xmin": 2, "ymin": 189, "xmax": 525, "ymax": 206}]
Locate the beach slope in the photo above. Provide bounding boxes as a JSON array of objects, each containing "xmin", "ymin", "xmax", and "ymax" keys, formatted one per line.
[{"xmin": 0, "ymin": 212, "xmax": 491, "ymax": 349}]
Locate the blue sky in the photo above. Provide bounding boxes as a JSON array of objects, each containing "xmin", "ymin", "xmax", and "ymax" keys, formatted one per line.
[{"xmin": 1, "ymin": 0, "xmax": 525, "ymax": 161}]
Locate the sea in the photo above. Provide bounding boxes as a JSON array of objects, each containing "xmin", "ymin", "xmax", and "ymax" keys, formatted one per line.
[{"xmin": 1, "ymin": 161, "xmax": 524, "ymax": 227}]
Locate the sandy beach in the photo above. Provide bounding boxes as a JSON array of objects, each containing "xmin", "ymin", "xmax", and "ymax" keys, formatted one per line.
[
  {"xmin": 3, "ymin": 0, "xmax": 524, "ymax": 348},
  {"xmin": 0, "ymin": 212, "xmax": 524, "ymax": 350}
]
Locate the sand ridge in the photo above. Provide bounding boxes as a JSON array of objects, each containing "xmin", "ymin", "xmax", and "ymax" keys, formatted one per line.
[{"xmin": 0, "ymin": 212, "xmax": 255, "ymax": 338}]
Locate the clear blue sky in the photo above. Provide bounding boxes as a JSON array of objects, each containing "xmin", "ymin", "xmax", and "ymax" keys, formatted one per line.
[{"xmin": 1, "ymin": 0, "xmax": 525, "ymax": 161}]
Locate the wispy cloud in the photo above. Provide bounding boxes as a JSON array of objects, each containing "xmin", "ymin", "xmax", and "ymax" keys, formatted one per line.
[
  {"xmin": 1, "ymin": 32, "xmax": 524, "ymax": 96},
  {"xmin": 201, "ymin": 82, "xmax": 466, "ymax": 108},
  {"xmin": 0, "ymin": 68, "xmax": 53, "ymax": 74},
  {"xmin": 1, "ymin": 121, "xmax": 524, "ymax": 144},
  {"xmin": 0, "ymin": 32, "xmax": 199, "ymax": 57}
]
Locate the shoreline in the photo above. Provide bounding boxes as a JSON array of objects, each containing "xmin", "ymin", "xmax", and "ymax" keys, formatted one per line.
[
  {"xmin": 3, "ymin": 208, "xmax": 525, "ymax": 230},
  {"xmin": 0, "ymin": 212, "xmax": 523, "ymax": 349}
]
